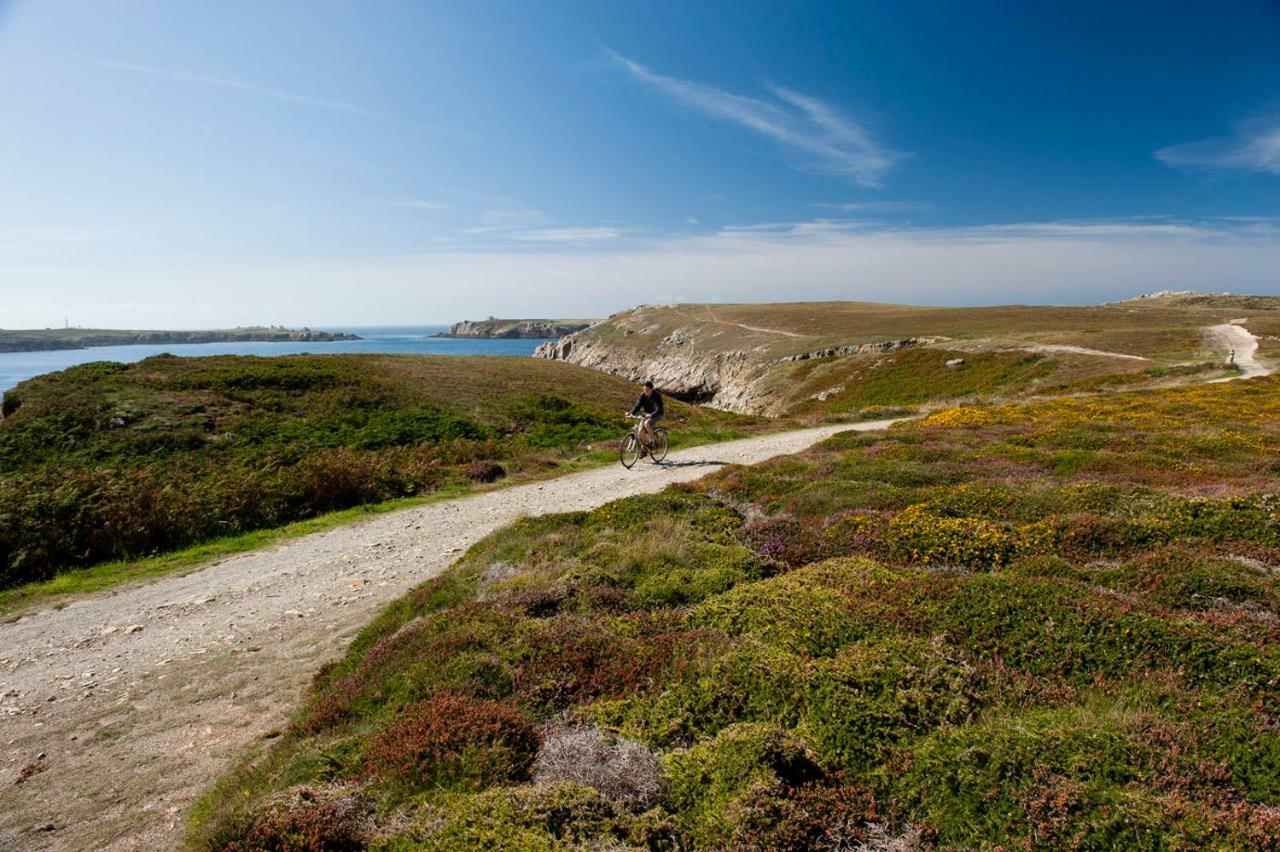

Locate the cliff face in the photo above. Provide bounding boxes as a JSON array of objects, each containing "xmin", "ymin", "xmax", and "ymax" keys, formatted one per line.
[
  {"xmin": 441, "ymin": 319, "xmax": 595, "ymax": 339},
  {"xmin": 535, "ymin": 330, "xmax": 922, "ymax": 414},
  {"xmin": 535, "ymin": 332, "xmax": 775, "ymax": 412}
]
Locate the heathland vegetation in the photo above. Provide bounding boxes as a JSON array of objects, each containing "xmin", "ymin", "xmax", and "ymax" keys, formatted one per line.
[
  {"xmin": 193, "ymin": 374, "xmax": 1280, "ymax": 848},
  {"xmin": 0, "ymin": 354, "xmax": 755, "ymax": 591}
]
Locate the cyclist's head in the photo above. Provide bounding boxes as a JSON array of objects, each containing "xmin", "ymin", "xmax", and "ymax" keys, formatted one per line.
[{"xmin": 643, "ymin": 380, "xmax": 654, "ymax": 394}]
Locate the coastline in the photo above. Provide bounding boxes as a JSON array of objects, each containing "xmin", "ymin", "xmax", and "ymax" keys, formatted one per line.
[{"xmin": 0, "ymin": 328, "xmax": 360, "ymax": 354}]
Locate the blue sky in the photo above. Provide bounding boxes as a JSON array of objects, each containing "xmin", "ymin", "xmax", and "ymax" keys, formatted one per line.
[{"xmin": 1, "ymin": 0, "xmax": 1278, "ymax": 327}]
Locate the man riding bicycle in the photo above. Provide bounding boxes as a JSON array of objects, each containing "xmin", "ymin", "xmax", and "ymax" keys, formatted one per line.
[{"xmin": 629, "ymin": 381, "xmax": 664, "ymax": 457}]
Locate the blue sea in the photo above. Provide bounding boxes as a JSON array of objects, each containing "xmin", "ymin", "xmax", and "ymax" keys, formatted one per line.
[{"xmin": 0, "ymin": 326, "xmax": 554, "ymax": 394}]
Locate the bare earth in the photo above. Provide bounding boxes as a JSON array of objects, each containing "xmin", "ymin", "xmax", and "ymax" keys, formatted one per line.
[{"xmin": 0, "ymin": 422, "xmax": 895, "ymax": 851}]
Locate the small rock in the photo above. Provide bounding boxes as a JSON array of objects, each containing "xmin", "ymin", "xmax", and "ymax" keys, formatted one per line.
[
  {"xmin": 945, "ymin": 358, "xmax": 965, "ymax": 368},
  {"xmin": 123, "ymin": 624, "xmax": 143, "ymax": 634}
]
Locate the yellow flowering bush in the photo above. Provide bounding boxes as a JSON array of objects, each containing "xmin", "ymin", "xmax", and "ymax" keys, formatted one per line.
[
  {"xmin": 886, "ymin": 504, "xmax": 1054, "ymax": 568},
  {"xmin": 919, "ymin": 406, "xmax": 997, "ymax": 428}
]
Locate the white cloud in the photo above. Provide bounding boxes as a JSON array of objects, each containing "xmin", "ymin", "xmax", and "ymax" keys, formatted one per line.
[
  {"xmin": 506, "ymin": 227, "xmax": 621, "ymax": 243},
  {"xmin": 605, "ymin": 49, "xmax": 903, "ymax": 187},
  {"xmin": 1156, "ymin": 116, "xmax": 1280, "ymax": 175},
  {"xmin": 102, "ymin": 61, "xmax": 381, "ymax": 118}
]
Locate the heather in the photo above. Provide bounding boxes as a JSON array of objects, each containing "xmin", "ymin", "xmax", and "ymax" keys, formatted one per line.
[
  {"xmin": 0, "ymin": 354, "xmax": 755, "ymax": 588},
  {"xmin": 194, "ymin": 376, "xmax": 1280, "ymax": 849}
]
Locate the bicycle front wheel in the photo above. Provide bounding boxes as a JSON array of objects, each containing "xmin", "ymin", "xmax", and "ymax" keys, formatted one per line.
[
  {"xmin": 650, "ymin": 429, "xmax": 669, "ymax": 463},
  {"xmin": 619, "ymin": 432, "xmax": 641, "ymax": 468}
]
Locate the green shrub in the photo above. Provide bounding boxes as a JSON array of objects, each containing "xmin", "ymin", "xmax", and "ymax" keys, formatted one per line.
[
  {"xmin": 371, "ymin": 783, "xmax": 665, "ymax": 851},
  {"xmin": 798, "ymin": 636, "xmax": 981, "ymax": 772},
  {"xmin": 665, "ymin": 723, "xmax": 822, "ymax": 843},
  {"xmin": 898, "ymin": 701, "xmax": 1273, "ymax": 849},
  {"xmin": 687, "ymin": 560, "xmax": 877, "ymax": 656},
  {"xmin": 591, "ymin": 640, "xmax": 809, "ymax": 748}
]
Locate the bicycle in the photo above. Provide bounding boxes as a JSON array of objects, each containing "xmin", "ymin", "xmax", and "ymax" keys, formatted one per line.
[{"xmin": 619, "ymin": 414, "xmax": 668, "ymax": 468}]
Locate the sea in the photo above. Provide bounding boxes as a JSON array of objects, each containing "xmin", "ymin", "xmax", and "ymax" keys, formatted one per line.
[{"xmin": 0, "ymin": 326, "xmax": 554, "ymax": 395}]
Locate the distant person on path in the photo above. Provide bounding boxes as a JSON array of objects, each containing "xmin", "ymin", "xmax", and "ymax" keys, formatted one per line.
[{"xmin": 629, "ymin": 381, "xmax": 664, "ymax": 457}]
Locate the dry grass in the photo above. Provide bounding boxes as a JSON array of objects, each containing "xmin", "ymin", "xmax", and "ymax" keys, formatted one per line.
[{"xmin": 532, "ymin": 725, "xmax": 666, "ymax": 810}]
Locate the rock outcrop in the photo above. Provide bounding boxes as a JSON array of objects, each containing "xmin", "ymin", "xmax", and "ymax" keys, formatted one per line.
[{"xmin": 440, "ymin": 319, "xmax": 596, "ymax": 339}]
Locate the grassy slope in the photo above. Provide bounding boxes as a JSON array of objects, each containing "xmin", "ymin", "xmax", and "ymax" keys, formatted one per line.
[
  {"xmin": 572, "ymin": 293, "xmax": 1280, "ymax": 416},
  {"xmin": 0, "ymin": 354, "xmax": 759, "ymax": 594},
  {"xmin": 194, "ymin": 376, "xmax": 1280, "ymax": 849}
]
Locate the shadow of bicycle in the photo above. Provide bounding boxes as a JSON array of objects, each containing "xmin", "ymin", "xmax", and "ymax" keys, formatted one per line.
[{"xmin": 648, "ymin": 459, "xmax": 729, "ymax": 469}]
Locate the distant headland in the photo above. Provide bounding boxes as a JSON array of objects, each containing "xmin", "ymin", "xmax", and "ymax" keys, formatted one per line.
[
  {"xmin": 0, "ymin": 326, "xmax": 360, "ymax": 353},
  {"xmin": 437, "ymin": 317, "xmax": 597, "ymax": 339}
]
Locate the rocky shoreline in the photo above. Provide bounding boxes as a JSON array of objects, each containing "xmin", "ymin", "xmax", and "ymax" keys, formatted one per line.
[{"xmin": 439, "ymin": 318, "xmax": 595, "ymax": 339}]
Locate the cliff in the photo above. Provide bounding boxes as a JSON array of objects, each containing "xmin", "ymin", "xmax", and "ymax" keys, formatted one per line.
[
  {"xmin": 0, "ymin": 327, "xmax": 360, "ymax": 353},
  {"xmin": 439, "ymin": 319, "xmax": 596, "ymax": 339}
]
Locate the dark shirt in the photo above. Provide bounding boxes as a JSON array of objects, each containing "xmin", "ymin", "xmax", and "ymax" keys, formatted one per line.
[{"xmin": 630, "ymin": 390, "xmax": 664, "ymax": 416}]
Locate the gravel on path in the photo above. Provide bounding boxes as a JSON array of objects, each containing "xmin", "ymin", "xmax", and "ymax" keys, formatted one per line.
[{"xmin": 0, "ymin": 420, "xmax": 898, "ymax": 851}]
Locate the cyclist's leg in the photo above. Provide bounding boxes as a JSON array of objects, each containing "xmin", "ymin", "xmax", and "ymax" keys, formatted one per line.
[{"xmin": 646, "ymin": 414, "xmax": 661, "ymax": 446}]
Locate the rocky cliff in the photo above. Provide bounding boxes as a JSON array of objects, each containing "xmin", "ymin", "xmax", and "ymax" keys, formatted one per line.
[{"xmin": 439, "ymin": 319, "xmax": 596, "ymax": 339}]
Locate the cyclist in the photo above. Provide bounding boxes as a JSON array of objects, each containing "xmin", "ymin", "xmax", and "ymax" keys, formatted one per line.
[{"xmin": 628, "ymin": 380, "xmax": 664, "ymax": 457}]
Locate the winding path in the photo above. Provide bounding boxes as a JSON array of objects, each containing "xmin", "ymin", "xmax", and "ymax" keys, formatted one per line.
[
  {"xmin": 0, "ymin": 420, "xmax": 898, "ymax": 851},
  {"xmin": 1206, "ymin": 322, "xmax": 1272, "ymax": 383}
]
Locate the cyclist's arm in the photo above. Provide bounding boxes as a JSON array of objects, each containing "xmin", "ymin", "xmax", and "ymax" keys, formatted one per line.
[{"xmin": 628, "ymin": 394, "xmax": 644, "ymax": 416}]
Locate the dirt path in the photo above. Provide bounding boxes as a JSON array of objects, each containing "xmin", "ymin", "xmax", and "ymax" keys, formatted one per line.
[
  {"xmin": 1019, "ymin": 343, "xmax": 1150, "ymax": 361},
  {"xmin": 685, "ymin": 305, "xmax": 805, "ymax": 338},
  {"xmin": 1206, "ymin": 322, "xmax": 1271, "ymax": 383},
  {"xmin": 0, "ymin": 421, "xmax": 897, "ymax": 851}
]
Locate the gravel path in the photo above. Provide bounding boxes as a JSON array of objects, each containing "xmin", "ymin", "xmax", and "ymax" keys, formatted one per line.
[
  {"xmin": 0, "ymin": 420, "xmax": 896, "ymax": 851},
  {"xmin": 1206, "ymin": 322, "xmax": 1271, "ymax": 382}
]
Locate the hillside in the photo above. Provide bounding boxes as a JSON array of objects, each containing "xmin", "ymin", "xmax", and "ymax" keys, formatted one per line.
[
  {"xmin": 0, "ymin": 354, "xmax": 756, "ymax": 589},
  {"xmin": 535, "ymin": 293, "xmax": 1280, "ymax": 415},
  {"xmin": 0, "ymin": 326, "xmax": 358, "ymax": 353},
  {"xmin": 440, "ymin": 319, "xmax": 597, "ymax": 339},
  {"xmin": 195, "ymin": 375, "xmax": 1280, "ymax": 849}
]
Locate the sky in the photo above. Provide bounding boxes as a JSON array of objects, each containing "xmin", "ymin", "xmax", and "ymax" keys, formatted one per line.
[{"xmin": 1, "ymin": 0, "xmax": 1278, "ymax": 328}]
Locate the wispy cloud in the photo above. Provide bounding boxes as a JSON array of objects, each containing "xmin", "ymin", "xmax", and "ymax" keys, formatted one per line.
[
  {"xmin": 102, "ymin": 61, "xmax": 382, "ymax": 118},
  {"xmin": 386, "ymin": 199, "xmax": 451, "ymax": 211},
  {"xmin": 812, "ymin": 200, "xmax": 934, "ymax": 215},
  {"xmin": 1156, "ymin": 115, "xmax": 1280, "ymax": 176},
  {"xmin": 605, "ymin": 49, "xmax": 903, "ymax": 187},
  {"xmin": 506, "ymin": 227, "xmax": 621, "ymax": 243}
]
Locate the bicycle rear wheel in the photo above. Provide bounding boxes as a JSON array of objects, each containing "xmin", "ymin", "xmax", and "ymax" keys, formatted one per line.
[
  {"xmin": 650, "ymin": 429, "xmax": 669, "ymax": 463},
  {"xmin": 619, "ymin": 432, "xmax": 641, "ymax": 468}
]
